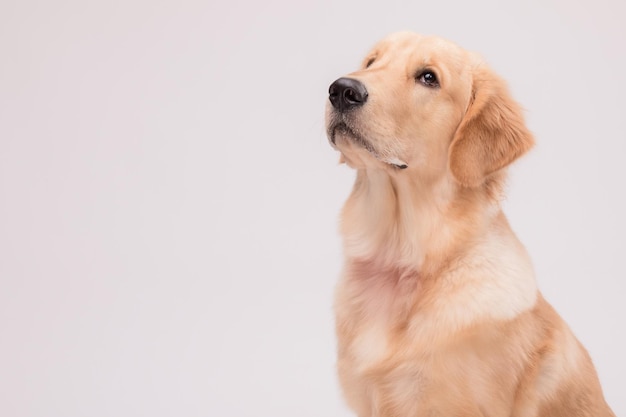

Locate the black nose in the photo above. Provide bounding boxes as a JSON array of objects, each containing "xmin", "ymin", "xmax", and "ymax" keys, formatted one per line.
[{"xmin": 328, "ymin": 77, "xmax": 368, "ymax": 111}]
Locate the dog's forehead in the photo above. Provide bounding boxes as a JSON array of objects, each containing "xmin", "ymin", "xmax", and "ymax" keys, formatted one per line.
[{"xmin": 368, "ymin": 32, "xmax": 466, "ymax": 68}]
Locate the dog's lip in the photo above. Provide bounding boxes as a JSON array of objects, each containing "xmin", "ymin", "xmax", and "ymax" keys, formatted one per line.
[
  {"xmin": 330, "ymin": 122, "xmax": 375, "ymax": 153},
  {"xmin": 328, "ymin": 122, "xmax": 408, "ymax": 169}
]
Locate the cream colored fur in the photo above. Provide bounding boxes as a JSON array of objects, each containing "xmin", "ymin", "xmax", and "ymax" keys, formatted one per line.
[{"xmin": 326, "ymin": 32, "xmax": 614, "ymax": 417}]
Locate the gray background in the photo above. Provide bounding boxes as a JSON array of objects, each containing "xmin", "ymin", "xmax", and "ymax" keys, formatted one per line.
[{"xmin": 1, "ymin": 0, "xmax": 624, "ymax": 416}]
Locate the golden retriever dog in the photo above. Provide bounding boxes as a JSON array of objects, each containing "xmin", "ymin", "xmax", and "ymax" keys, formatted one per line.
[{"xmin": 325, "ymin": 32, "xmax": 615, "ymax": 417}]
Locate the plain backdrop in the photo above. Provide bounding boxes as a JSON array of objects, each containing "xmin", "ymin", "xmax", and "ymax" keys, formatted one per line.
[{"xmin": 1, "ymin": 0, "xmax": 624, "ymax": 416}]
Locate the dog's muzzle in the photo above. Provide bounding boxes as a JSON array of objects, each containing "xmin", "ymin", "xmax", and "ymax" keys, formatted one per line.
[{"xmin": 327, "ymin": 77, "xmax": 408, "ymax": 170}]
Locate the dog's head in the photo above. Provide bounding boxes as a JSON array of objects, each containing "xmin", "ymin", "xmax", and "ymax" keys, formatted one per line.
[{"xmin": 326, "ymin": 32, "xmax": 534, "ymax": 188}]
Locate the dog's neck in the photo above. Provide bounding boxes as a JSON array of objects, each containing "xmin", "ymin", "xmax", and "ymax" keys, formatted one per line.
[{"xmin": 340, "ymin": 167, "xmax": 504, "ymax": 275}]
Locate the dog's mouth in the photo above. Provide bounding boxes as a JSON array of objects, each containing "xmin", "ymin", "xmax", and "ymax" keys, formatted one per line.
[
  {"xmin": 328, "ymin": 122, "xmax": 408, "ymax": 169},
  {"xmin": 330, "ymin": 123, "xmax": 376, "ymax": 153}
]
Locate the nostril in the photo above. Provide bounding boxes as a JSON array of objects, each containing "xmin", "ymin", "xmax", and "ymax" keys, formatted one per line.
[
  {"xmin": 329, "ymin": 84, "xmax": 337, "ymax": 96},
  {"xmin": 344, "ymin": 88, "xmax": 356, "ymax": 103},
  {"xmin": 343, "ymin": 86, "xmax": 368, "ymax": 105},
  {"xmin": 329, "ymin": 86, "xmax": 340, "ymax": 107}
]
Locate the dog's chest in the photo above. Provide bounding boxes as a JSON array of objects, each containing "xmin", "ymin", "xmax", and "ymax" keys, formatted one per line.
[
  {"xmin": 349, "ymin": 310, "xmax": 393, "ymax": 371},
  {"xmin": 337, "ymin": 262, "xmax": 419, "ymax": 371}
]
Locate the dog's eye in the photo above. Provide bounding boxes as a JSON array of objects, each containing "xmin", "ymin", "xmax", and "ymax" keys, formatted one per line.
[
  {"xmin": 365, "ymin": 57, "xmax": 376, "ymax": 68},
  {"xmin": 417, "ymin": 71, "xmax": 439, "ymax": 88}
]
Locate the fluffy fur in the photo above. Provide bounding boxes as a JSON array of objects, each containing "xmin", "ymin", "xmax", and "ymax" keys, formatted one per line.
[{"xmin": 326, "ymin": 32, "xmax": 614, "ymax": 417}]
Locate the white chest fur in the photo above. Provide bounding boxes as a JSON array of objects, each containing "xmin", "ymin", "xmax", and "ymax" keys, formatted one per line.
[
  {"xmin": 336, "ymin": 229, "xmax": 539, "ymax": 373},
  {"xmin": 335, "ymin": 261, "xmax": 420, "ymax": 372}
]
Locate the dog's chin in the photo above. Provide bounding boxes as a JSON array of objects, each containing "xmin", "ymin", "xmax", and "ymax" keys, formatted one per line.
[{"xmin": 329, "ymin": 123, "xmax": 408, "ymax": 170}]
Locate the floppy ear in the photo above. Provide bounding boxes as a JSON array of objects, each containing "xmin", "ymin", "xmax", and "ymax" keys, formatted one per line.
[{"xmin": 449, "ymin": 65, "xmax": 534, "ymax": 187}]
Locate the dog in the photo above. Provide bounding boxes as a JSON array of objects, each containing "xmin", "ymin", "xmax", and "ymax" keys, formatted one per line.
[{"xmin": 325, "ymin": 32, "xmax": 615, "ymax": 417}]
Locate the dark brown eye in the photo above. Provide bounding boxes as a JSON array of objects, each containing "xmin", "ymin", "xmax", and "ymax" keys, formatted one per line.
[
  {"xmin": 365, "ymin": 57, "xmax": 376, "ymax": 68},
  {"xmin": 418, "ymin": 71, "xmax": 439, "ymax": 87}
]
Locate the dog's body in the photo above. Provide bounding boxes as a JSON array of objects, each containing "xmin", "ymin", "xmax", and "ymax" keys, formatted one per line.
[{"xmin": 326, "ymin": 32, "xmax": 614, "ymax": 417}]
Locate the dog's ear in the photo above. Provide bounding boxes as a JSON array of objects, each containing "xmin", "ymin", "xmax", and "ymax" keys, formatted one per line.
[{"xmin": 449, "ymin": 65, "xmax": 534, "ymax": 187}]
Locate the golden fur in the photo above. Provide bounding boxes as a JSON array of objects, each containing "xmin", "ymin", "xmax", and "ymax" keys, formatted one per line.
[{"xmin": 326, "ymin": 32, "xmax": 614, "ymax": 417}]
